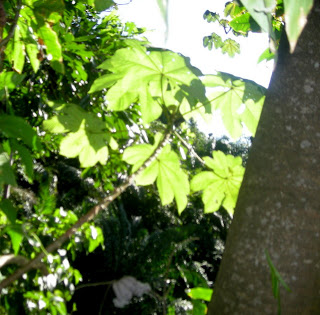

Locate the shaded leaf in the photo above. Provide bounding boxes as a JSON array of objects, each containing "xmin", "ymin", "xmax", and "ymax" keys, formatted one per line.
[
  {"xmin": 94, "ymin": 0, "xmax": 115, "ymax": 12},
  {"xmin": 283, "ymin": 0, "xmax": 313, "ymax": 52},
  {"xmin": 0, "ymin": 148, "xmax": 16, "ymax": 187},
  {"xmin": 0, "ymin": 199, "xmax": 17, "ymax": 224},
  {"xmin": 0, "ymin": 115, "xmax": 41, "ymax": 150}
]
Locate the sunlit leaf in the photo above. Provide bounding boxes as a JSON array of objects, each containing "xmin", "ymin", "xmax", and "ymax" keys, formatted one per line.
[
  {"xmin": 203, "ymin": 73, "xmax": 266, "ymax": 139},
  {"xmin": 229, "ymin": 13, "xmax": 252, "ymax": 34},
  {"xmin": 191, "ymin": 151, "xmax": 244, "ymax": 214},
  {"xmin": 186, "ymin": 287, "xmax": 213, "ymax": 301},
  {"xmin": 89, "ymin": 39, "xmax": 207, "ymax": 124},
  {"xmin": 43, "ymin": 102, "xmax": 117, "ymax": 167},
  {"xmin": 38, "ymin": 23, "xmax": 64, "ymax": 73},
  {"xmin": 5, "ymin": 224, "xmax": 24, "ymax": 255},
  {"xmin": 258, "ymin": 48, "xmax": 275, "ymax": 63},
  {"xmin": 224, "ymin": 2, "xmax": 245, "ymax": 18},
  {"xmin": 221, "ymin": 39, "xmax": 240, "ymax": 57},
  {"xmin": 123, "ymin": 136, "xmax": 190, "ymax": 214},
  {"xmin": 13, "ymin": 25, "xmax": 25, "ymax": 73}
]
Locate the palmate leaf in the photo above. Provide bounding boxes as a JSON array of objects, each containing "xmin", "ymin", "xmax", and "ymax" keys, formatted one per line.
[
  {"xmin": 43, "ymin": 102, "xmax": 118, "ymax": 167},
  {"xmin": 123, "ymin": 134, "xmax": 190, "ymax": 214},
  {"xmin": 203, "ymin": 72, "xmax": 266, "ymax": 139},
  {"xmin": 89, "ymin": 39, "xmax": 207, "ymax": 124},
  {"xmin": 191, "ymin": 151, "xmax": 244, "ymax": 215},
  {"xmin": 221, "ymin": 39, "xmax": 240, "ymax": 57}
]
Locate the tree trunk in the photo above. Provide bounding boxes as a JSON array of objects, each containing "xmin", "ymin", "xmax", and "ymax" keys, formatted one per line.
[{"xmin": 208, "ymin": 2, "xmax": 320, "ymax": 314}]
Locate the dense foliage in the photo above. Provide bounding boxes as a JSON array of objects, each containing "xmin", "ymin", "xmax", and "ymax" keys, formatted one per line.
[{"xmin": 0, "ymin": 0, "xmax": 312, "ymax": 313}]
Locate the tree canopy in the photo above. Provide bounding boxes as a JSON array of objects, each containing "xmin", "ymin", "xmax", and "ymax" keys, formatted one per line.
[{"xmin": 0, "ymin": 0, "xmax": 315, "ymax": 314}]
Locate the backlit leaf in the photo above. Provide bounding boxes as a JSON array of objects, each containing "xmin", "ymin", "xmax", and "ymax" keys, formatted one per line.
[
  {"xmin": 13, "ymin": 25, "xmax": 25, "ymax": 73},
  {"xmin": 123, "ymin": 136, "xmax": 190, "ymax": 214},
  {"xmin": 229, "ymin": 13, "xmax": 252, "ymax": 34},
  {"xmin": 191, "ymin": 151, "xmax": 244, "ymax": 215},
  {"xmin": 5, "ymin": 224, "xmax": 24, "ymax": 255},
  {"xmin": 221, "ymin": 39, "xmax": 240, "ymax": 57},
  {"xmin": 89, "ymin": 40, "xmax": 207, "ymax": 124},
  {"xmin": 43, "ymin": 102, "xmax": 117, "ymax": 167},
  {"xmin": 186, "ymin": 287, "xmax": 213, "ymax": 301},
  {"xmin": 38, "ymin": 23, "xmax": 64, "ymax": 73},
  {"xmin": 203, "ymin": 73, "xmax": 266, "ymax": 139}
]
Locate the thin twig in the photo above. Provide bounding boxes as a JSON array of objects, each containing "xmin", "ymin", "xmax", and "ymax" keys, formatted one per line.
[
  {"xmin": 76, "ymin": 280, "xmax": 113, "ymax": 291},
  {"xmin": 174, "ymin": 130, "xmax": 205, "ymax": 165},
  {"xmin": 0, "ymin": 0, "xmax": 22, "ymax": 49},
  {"xmin": 0, "ymin": 124, "xmax": 173, "ymax": 291}
]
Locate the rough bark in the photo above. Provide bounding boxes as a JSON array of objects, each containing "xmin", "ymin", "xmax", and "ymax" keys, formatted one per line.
[{"xmin": 208, "ymin": 2, "xmax": 320, "ymax": 314}]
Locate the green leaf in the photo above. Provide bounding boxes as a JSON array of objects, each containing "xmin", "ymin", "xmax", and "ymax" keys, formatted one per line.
[
  {"xmin": 191, "ymin": 151, "xmax": 244, "ymax": 214},
  {"xmin": 18, "ymin": 21, "xmax": 40, "ymax": 73},
  {"xmin": 94, "ymin": 0, "xmax": 115, "ymax": 12},
  {"xmin": 84, "ymin": 225, "xmax": 104, "ymax": 253},
  {"xmin": 0, "ymin": 199, "xmax": 17, "ymax": 224},
  {"xmin": 38, "ymin": 22, "xmax": 64, "ymax": 73},
  {"xmin": 186, "ymin": 287, "xmax": 213, "ymax": 301},
  {"xmin": 229, "ymin": 13, "xmax": 252, "ymax": 34},
  {"xmin": 257, "ymin": 48, "xmax": 275, "ymax": 63},
  {"xmin": 0, "ymin": 146, "xmax": 17, "ymax": 187},
  {"xmin": 90, "ymin": 40, "xmax": 207, "ymax": 124},
  {"xmin": 123, "ymin": 137, "xmax": 190, "ymax": 214},
  {"xmin": 240, "ymin": 0, "xmax": 275, "ymax": 38},
  {"xmin": 203, "ymin": 73, "xmax": 266, "ymax": 139},
  {"xmin": 13, "ymin": 25, "xmax": 26, "ymax": 73},
  {"xmin": 191, "ymin": 300, "xmax": 207, "ymax": 315},
  {"xmin": 283, "ymin": 0, "xmax": 313, "ymax": 53},
  {"xmin": 221, "ymin": 39, "xmax": 240, "ymax": 57},
  {"xmin": 224, "ymin": 2, "xmax": 245, "ymax": 18},
  {"xmin": 0, "ymin": 115, "xmax": 41, "ymax": 150},
  {"xmin": 240, "ymin": 99, "xmax": 263, "ymax": 136},
  {"xmin": 43, "ymin": 102, "xmax": 117, "ymax": 167},
  {"xmin": 5, "ymin": 224, "xmax": 24, "ymax": 255},
  {"xmin": 0, "ymin": 71, "xmax": 26, "ymax": 99},
  {"xmin": 11, "ymin": 140, "xmax": 34, "ymax": 182}
]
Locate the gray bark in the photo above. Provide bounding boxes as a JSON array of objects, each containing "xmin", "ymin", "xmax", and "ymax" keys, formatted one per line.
[{"xmin": 208, "ymin": 2, "xmax": 320, "ymax": 314}]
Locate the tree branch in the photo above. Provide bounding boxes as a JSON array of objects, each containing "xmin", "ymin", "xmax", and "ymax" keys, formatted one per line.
[
  {"xmin": 0, "ymin": 125, "xmax": 173, "ymax": 291},
  {"xmin": 0, "ymin": 0, "xmax": 22, "ymax": 49}
]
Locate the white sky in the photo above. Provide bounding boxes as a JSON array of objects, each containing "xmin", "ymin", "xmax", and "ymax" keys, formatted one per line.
[{"xmin": 116, "ymin": 0, "xmax": 274, "ymax": 137}]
